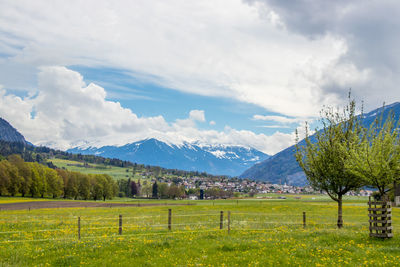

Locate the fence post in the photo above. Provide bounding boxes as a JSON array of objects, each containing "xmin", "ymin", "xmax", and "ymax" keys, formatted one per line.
[
  {"xmin": 228, "ymin": 211, "xmax": 231, "ymax": 234},
  {"xmin": 220, "ymin": 211, "xmax": 224, "ymax": 229},
  {"xmin": 78, "ymin": 216, "xmax": 81, "ymax": 240},
  {"xmin": 168, "ymin": 209, "xmax": 172, "ymax": 231},
  {"xmin": 303, "ymin": 212, "xmax": 306, "ymax": 228},
  {"xmin": 119, "ymin": 214, "xmax": 122, "ymax": 235}
]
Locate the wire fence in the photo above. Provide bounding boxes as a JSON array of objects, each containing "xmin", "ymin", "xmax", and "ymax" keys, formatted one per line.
[{"xmin": 0, "ymin": 209, "xmax": 375, "ymax": 244}]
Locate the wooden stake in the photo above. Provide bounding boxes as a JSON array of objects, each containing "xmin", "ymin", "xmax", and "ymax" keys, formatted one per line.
[
  {"xmin": 78, "ymin": 217, "xmax": 81, "ymax": 240},
  {"xmin": 303, "ymin": 212, "xmax": 306, "ymax": 228},
  {"xmin": 119, "ymin": 214, "xmax": 122, "ymax": 235},
  {"xmin": 220, "ymin": 211, "xmax": 224, "ymax": 229},
  {"xmin": 168, "ymin": 209, "xmax": 172, "ymax": 231}
]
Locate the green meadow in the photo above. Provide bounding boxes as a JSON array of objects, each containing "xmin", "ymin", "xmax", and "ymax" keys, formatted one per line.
[
  {"xmin": 0, "ymin": 196, "xmax": 399, "ymax": 266},
  {"xmin": 48, "ymin": 158, "xmax": 133, "ymax": 180}
]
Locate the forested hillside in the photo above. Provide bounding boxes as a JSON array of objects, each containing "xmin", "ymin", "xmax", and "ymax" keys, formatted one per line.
[{"xmin": 0, "ymin": 155, "xmax": 117, "ymax": 200}]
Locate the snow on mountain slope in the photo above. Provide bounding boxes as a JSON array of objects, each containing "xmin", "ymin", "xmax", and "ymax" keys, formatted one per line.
[{"xmin": 68, "ymin": 138, "xmax": 269, "ymax": 176}]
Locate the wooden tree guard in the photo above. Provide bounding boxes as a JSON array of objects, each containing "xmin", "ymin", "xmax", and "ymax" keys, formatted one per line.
[{"xmin": 368, "ymin": 196, "xmax": 393, "ymax": 238}]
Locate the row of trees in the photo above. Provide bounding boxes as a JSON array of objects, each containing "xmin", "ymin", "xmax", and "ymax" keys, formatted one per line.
[
  {"xmin": 117, "ymin": 179, "xmax": 186, "ymax": 199},
  {"xmin": 0, "ymin": 155, "xmax": 117, "ymax": 200},
  {"xmin": 117, "ymin": 177, "xmax": 235, "ymax": 200},
  {"xmin": 296, "ymin": 97, "xmax": 400, "ymax": 228}
]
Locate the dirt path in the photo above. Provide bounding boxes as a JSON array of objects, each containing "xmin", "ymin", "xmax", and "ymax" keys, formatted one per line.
[{"xmin": 0, "ymin": 201, "xmax": 193, "ymax": 210}]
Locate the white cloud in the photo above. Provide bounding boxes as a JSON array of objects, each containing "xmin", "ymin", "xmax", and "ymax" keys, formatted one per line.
[
  {"xmin": 0, "ymin": 66, "xmax": 294, "ymax": 154},
  {"xmin": 2, "ymin": 1, "xmax": 392, "ymax": 153},
  {"xmin": 257, "ymin": 125, "xmax": 290, "ymax": 129},
  {"xmin": 245, "ymin": 0, "xmax": 400, "ymax": 112},
  {"xmin": 209, "ymin": 120, "xmax": 216, "ymax": 126},
  {"xmin": 0, "ymin": 0, "xmax": 370, "ymax": 117},
  {"xmin": 189, "ymin": 110, "xmax": 205, "ymax": 122},
  {"xmin": 252, "ymin": 115, "xmax": 306, "ymax": 124}
]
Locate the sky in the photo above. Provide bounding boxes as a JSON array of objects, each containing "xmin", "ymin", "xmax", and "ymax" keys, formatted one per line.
[{"xmin": 0, "ymin": 0, "xmax": 399, "ymax": 155}]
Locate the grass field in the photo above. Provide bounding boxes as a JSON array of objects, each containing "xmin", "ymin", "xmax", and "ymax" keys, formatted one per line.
[
  {"xmin": 0, "ymin": 196, "xmax": 399, "ymax": 266},
  {"xmin": 48, "ymin": 158, "xmax": 134, "ymax": 180}
]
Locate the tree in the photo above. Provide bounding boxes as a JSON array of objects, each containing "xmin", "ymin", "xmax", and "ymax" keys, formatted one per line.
[
  {"xmin": 152, "ymin": 181, "xmax": 158, "ymax": 198},
  {"xmin": 65, "ymin": 172, "xmax": 79, "ymax": 199},
  {"xmin": 90, "ymin": 174, "xmax": 103, "ymax": 201},
  {"xmin": 5, "ymin": 161, "xmax": 22, "ymax": 196},
  {"xmin": 102, "ymin": 175, "xmax": 115, "ymax": 201},
  {"xmin": 347, "ymin": 110, "xmax": 400, "ymax": 197},
  {"xmin": 34, "ymin": 163, "xmax": 48, "ymax": 198},
  {"xmin": 126, "ymin": 178, "xmax": 132, "ymax": 197},
  {"xmin": 142, "ymin": 183, "xmax": 152, "ymax": 198},
  {"xmin": 45, "ymin": 168, "xmax": 63, "ymax": 198},
  {"xmin": 154, "ymin": 166, "xmax": 162, "ymax": 178},
  {"xmin": 8, "ymin": 155, "xmax": 31, "ymax": 197},
  {"xmin": 29, "ymin": 163, "xmax": 41, "ymax": 197},
  {"xmin": 158, "ymin": 183, "xmax": 169, "ymax": 199},
  {"xmin": 77, "ymin": 173, "xmax": 91, "ymax": 200},
  {"xmin": 137, "ymin": 179, "xmax": 141, "ymax": 197},
  {"xmin": 0, "ymin": 160, "xmax": 11, "ymax": 196},
  {"xmin": 131, "ymin": 181, "xmax": 138, "ymax": 197},
  {"xmin": 167, "ymin": 185, "xmax": 184, "ymax": 199},
  {"xmin": 57, "ymin": 169, "xmax": 70, "ymax": 199},
  {"xmin": 295, "ymin": 98, "xmax": 364, "ymax": 228}
]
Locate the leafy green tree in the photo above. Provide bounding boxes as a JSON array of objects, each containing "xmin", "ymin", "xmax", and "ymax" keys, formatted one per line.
[
  {"xmin": 92, "ymin": 174, "xmax": 114, "ymax": 201},
  {"xmin": 142, "ymin": 183, "xmax": 152, "ymax": 198},
  {"xmin": 90, "ymin": 174, "xmax": 103, "ymax": 201},
  {"xmin": 56, "ymin": 169, "xmax": 70, "ymax": 198},
  {"xmin": 45, "ymin": 168, "xmax": 63, "ymax": 198},
  {"xmin": 347, "ymin": 111, "xmax": 400, "ymax": 197},
  {"xmin": 126, "ymin": 178, "xmax": 132, "ymax": 197},
  {"xmin": 152, "ymin": 181, "xmax": 158, "ymax": 198},
  {"xmin": 130, "ymin": 181, "xmax": 138, "ymax": 197},
  {"xmin": 167, "ymin": 184, "xmax": 184, "ymax": 199},
  {"xmin": 66, "ymin": 172, "xmax": 79, "ymax": 199},
  {"xmin": 33, "ymin": 163, "xmax": 48, "ymax": 198},
  {"xmin": 154, "ymin": 166, "xmax": 162, "ymax": 178},
  {"xmin": 295, "ymin": 98, "xmax": 364, "ymax": 228},
  {"xmin": 8, "ymin": 155, "xmax": 31, "ymax": 197},
  {"xmin": 28, "ymin": 163, "xmax": 41, "ymax": 197},
  {"xmin": 5, "ymin": 161, "xmax": 22, "ymax": 196},
  {"xmin": 0, "ymin": 160, "xmax": 11, "ymax": 196},
  {"xmin": 78, "ymin": 173, "xmax": 91, "ymax": 200},
  {"xmin": 158, "ymin": 183, "xmax": 169, "ymax": 199}
]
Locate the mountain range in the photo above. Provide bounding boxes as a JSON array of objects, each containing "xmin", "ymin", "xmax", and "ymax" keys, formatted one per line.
[
  {"xmin": 0, "ymin": 118, "xmax": 27, "ymax": 144},
  {"xmin": 67, "ymin": 139, "xmax": 269, "ymax": 177},
  {"xmin": 240, "ymin": 102, "xmax": 400, "ymax": 186},
  {"xmin": 2, "ymin": 101, "xmax": 398, "ymax": 184}
]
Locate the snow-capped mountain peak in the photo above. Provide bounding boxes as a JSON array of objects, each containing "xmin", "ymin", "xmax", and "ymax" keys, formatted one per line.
[{"xmin": 67, "ymin": 138, "xmax": 269, "ymax": 176}]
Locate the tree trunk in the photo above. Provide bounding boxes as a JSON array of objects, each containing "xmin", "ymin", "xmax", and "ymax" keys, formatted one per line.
[{"xmin": 337, "ymin": 194, "xmax": 343, "ymax": 228}]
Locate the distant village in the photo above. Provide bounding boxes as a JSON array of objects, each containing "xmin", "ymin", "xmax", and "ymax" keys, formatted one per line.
[{"xmin": 139, "ymin": 171, "xmax": 373, "ymax": 199}]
